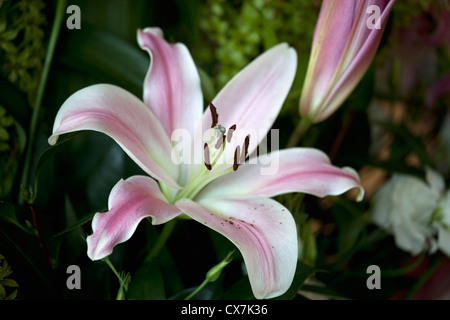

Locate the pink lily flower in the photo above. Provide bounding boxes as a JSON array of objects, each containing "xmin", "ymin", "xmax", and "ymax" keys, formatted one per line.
[
  {"xmin": 300, "ymin": 0, "xmax": 395, "ymax": 123},
  {"xmin": 48, "ymin": 28, "xmax": 364, "ymax": 299}
]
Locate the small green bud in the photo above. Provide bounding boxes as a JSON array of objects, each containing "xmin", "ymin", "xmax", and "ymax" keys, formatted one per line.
[{"xmin": 205, "ymin": 250, "xmax": 234, "ymax": 282}]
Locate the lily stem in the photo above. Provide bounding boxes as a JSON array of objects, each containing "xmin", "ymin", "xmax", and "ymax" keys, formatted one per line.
[
  {"xmin": 381, "ymin": 253, "xmax": 426, "ymax": 278},
  {"xmin": 286, "ymin": 117, "xmax": 311, "ymax": 148},
  {"xmin": 103, "ymin": 257, "xmax": 130, "ymax": 300},
  {"xmin": 185, "ymin": 250, "xmax": 235, "ymax": 300},
  {"xmin": 403, "ymin": 256, "xmax": 444, "ymax": 300},
  {"xmin": 145, "ymin": 220, "xmax": 177, "ymax": 262},
  {"xmin": 19, "ymin": 0, "xmax": 67, "ymax": 204},
  {"xmin": 29, "ymin": 203, "xmax": 54, "ymax": 269},
  {"xmin": 185, "ymin": 278, "xmax": 210, "ymax": 301},
  {"xmin": 103, "ymin": 257, "xmax": 122, "ymax": 282}
]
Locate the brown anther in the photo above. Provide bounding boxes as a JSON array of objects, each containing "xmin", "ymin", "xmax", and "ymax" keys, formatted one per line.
[
  {"xmin": 215, "ymin": 135, "xmax": 225, "ymax": 149},
  {"xmin": 204, "ymin": 143, "xmax": 212, "ymax": 170},
  {"xmin": 240, "ymin": 134, "xmax": 250, "ymax": 163},
  {"xmin": 209, "ymin": 102, "xmax": 219, "ymax": 128},
  {"xmin": 233, "ymin": 145, "xmax": 240, "ymax": 171},
  {"xmin": 227, "ymin": 124, "xmax": 236, "ymax": 143},
  {"xmin": 244, "ymin": 135, "xmax": 250, "ymax": 157}
]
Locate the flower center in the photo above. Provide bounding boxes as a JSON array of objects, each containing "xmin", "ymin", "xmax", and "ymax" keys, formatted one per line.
[{"xmin": 174, "ymin": 102, "xmax": 250, "ymax": 201}]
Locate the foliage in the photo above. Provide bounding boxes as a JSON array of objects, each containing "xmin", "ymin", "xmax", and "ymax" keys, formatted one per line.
[{"xmin": 0, "ymin": 253, "xmax": 19, "ymax": 300}]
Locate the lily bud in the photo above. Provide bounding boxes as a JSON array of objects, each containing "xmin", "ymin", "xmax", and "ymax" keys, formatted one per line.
[{"xmin": 300, "ymin": 0, "xmax": 395, "ymax": 123}]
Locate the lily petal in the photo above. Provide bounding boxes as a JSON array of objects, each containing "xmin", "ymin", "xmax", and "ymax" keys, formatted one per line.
[
  {"xmin": 138, "ymin": 27, "xmax": 203, "ymax": 136},
  {"xmin": 175, "ymin": 195, "xmax": 297, "ymax": 299},
  {"xmin": 202, "ymin": 43, "xmax": 297, "ymax": 159},
  {"xmin": 198, "ymin": 148, "xmax": 364, "ymax": 201},
  {"xmin": 87, "ymin": 176, "xmax": 181, "ymax": 260},
  {"xmin": 48, "ymin": 84, "xmax": 180, "ymax": 188}
]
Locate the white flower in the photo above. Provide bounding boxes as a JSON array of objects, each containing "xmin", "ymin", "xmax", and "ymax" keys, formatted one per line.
[
  {"xmin": 372, "ymin": 168, "xmax": 449, "ymax": 256},
  {"xmin": 437, "ymin": 192, "xmax": 450, "ymax": 257}
]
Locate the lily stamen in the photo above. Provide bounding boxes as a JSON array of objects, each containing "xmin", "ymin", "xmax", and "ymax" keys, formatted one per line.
[
  {"xmin": 215, "ymin": 135, "xmax": 225, "ymax": 149},
  {"xmin": 227, "ymin": 124, "xmax": 236, "ymax": 143},
  {"xmin": 209, "ymin": 102, "xmax": 219, "ymax": 128},
  {"xmin": 243, "ymin": 134, "xmax": 250, "ymax": 162},
  {"xmin": 204, "ymin": 143, "xmax": 212, "ymax": 170},
  {"xmin": 233, "ymin": 145, "xmax": 240, "ymax": 171}
]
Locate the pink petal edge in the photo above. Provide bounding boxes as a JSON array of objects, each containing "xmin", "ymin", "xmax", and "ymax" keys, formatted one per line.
[
  {"xmin": 175, "ymin": 195, "xmax": 297, "ymax": 299},
  {"xmin": 87, "ymin": 175, "xmax": 181, "ymax": 260}
]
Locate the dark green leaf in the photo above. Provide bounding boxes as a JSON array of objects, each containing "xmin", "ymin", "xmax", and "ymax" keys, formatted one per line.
[
  {"xmin": 0, "ymin": 75, "xmax": 31, "ymax": 127},
  {"xmin": 86, "ymin": 143, "xmax": 125, "ymax": 209},
  {"xmin": 221, "ymin": 275, "xmax": 254, "ymax": 300},
  {"xmin": 0, "ymin": 201, "xmax": 32, "ymax": 234},
  {"xmin": 1, "ymin": 278, "xmax": 18, "ymax": 288},
  {"xmin": 274, "ymin": 261, "xmax": 325, "ymax": 300},
  {"xmin": 31, "ymin": 132, "xmax": 81, "ymax": 203},
  {"xmin": 127, "ymin": 259, "xmax": 166, "ymax": 300},
  {"xmin": 300, "ymin": 284, "xmax": 351, "ymax": 300},
  {"xmin": 56, "ymin": 26, "xmax": 148, "ymax": 98}
]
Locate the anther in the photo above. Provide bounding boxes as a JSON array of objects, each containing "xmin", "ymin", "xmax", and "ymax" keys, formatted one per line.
[
  {"xmin": 209, "ymin": 102, "xmax": 219, "ymax": 128},
  {"xmin": 227, "ymin": 124, "xmax": 236, "ymax": 143},
  {"xmin": 240, "ymin": 134, "xmax": 250, "ymax": 163},
  {"xmin": 215, "ymin": 135, "xmax": 225, "ymax": 149},
  {"xmin": 233, "ymin": 145, "xmax": 240, "ymax": 171},
  {"xmin": 204, "ymin": 143, "xmax": 212, "ymax": 170}
]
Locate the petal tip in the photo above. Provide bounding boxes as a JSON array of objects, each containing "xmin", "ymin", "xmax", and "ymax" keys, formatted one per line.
[
  {"xmin": 137, "ymin": 27, "xmax": 164, "ymax": 48},
  {"xmin": 86, "ymin": 233, "xmax": 110, "ymax": 261},
  {"xmin": 48, "ymin": 135, "xmax": 58, "ymax": 146}
]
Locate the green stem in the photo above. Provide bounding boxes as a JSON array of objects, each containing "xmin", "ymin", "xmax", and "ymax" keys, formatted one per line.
[
  {"xmin": 403, "ymin": 256, "xmax": 444, "ymax": 300},
  {"xmin": 185, "ymin": 278, "xmax": 210, "ymax": 301},
  {"xmin": 103, "ymin": 257, "xmax": 130, "ymax": 300},
  {"xmin": 286, "ymin": 117, "xmax": 311, "ymax": 148},
  {"xmin": 381, "ymin": 253, "xmax": 426, "ymax": 278},
  {"xmin": 185, "ymin": 250, "xmax": 235, "ymax": 300},
  {"xmin": 103, "ymin": 257, "xmax": 122, "ymax": 282},
  {"xmin": 145, "ymin": 220, "xmax": 177, "ymax": 262},
  {"xmin": 19, "ymin": 0, "xmax": 67, "ymax": 204}
]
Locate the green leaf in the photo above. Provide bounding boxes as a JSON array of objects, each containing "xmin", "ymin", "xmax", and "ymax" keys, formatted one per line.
[
  {"xmin": 0, "ymin": 75, "xmax": 31, "ymax": 127},
  {"xmin": 261, "ymin": 20, "xmax": 278, "ymax": 50},
  {"xmin": 299, "ymin": 284, "xmax": 351, "ymax": 300},
  {"xmin": 50, "ymin": 194, "xmax": 90, "ymax": 261},
  {"xmin": 0, "ymin": 284, "xmax": 5, "ymax": 299},
  {"xmin": 30, "ymin": 132, "xmax": 80, "ymax": 203},
  {"xmin": 197, "ymin": 66, "xmax": 216, "ymax": 103},
  {"xmin": 127, "ymin": 259, "xmax": 166, "ymax": 300},
  {"xmin": 5, "ymin": 289, "xmax": 17, "ymax": 300},
  {"xmin": 0, "ymin": 201, "xmax": 33, "ymax": 234},
  {"xmin": 1, "ymin": 278, "xmax": 18, "ymax": 288},
  {"xmin": 221, "ymin": 275, "xmax": 253, "ymax": 300},
  {"xmin": 159, "ymin": 248, "xmax": 184, "ymax": 297},
  {"xmin": 274, "ymin": 261, "xmax": 325, "ymax": 300},
  {"xmin": 86, "ymin": 143, "xmax": 125, "ymax": 209},
  {"xmin": 56, "ymin": 26, "xmax": 148, "ymax": 98}
]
